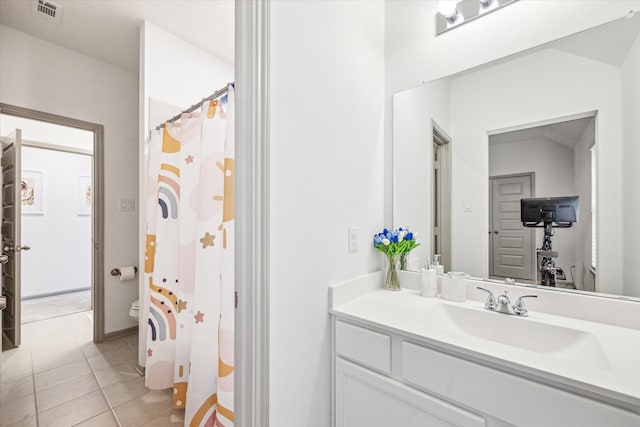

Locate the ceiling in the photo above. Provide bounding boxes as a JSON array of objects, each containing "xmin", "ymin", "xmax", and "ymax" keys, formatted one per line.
[
  {"xmin": 0, "ymin": 0, "xmax": 235, "ymax": 73},
  {"xmin": 489, "ymin": 116, "xmax": 595, "ymax": 149}
]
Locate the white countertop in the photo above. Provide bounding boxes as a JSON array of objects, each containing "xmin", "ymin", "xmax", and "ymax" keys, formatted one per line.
[{"xmin": 330, "ymin": 282, "xmax": 640, "ymax": 412}]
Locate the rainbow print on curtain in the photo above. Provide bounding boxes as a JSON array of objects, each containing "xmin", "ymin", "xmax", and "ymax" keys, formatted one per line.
[{"xmin": 144, "ymin": 85, "xmax": 234, "ymax": 427}]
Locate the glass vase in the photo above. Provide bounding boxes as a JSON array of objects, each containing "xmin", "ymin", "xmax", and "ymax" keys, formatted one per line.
[
  {"xmin": 384, "ymin": 254, "xmax": 401, "ymax": 291},
  {"xmin": 399, "ymin": 252, "xmax": 409, "ymax": 270}
]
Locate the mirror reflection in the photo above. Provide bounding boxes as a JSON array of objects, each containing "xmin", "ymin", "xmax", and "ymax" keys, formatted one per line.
[{"xmin": 393, "ymin": 14, "xmax": 640, "ymax": 298}]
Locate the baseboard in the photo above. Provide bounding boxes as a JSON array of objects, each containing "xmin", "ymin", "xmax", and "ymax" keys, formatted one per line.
[
  {"xmin": 22, "ymin": 287, "xmax": 91, "ymax": 301},
  {"xmin": 101, "ymin": 325, "xmax": 137, "ymax": 342}
]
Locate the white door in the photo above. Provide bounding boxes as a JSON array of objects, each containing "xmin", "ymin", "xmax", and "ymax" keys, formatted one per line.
[
  {"xmin": 1, "ymin": 129, "xmax": 29, "ymax": 349},
  {"xmin": 489, "ymin": 175, "xmax": 533, "ymax": 281}
]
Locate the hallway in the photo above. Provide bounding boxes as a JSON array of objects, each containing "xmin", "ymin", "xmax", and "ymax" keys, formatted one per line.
[
  {"xmin": 0, "ymin": 311, "xmax": 180, "ymax": 426},
  {"xmin": 21, "ymin": 291, "xmax": 92, "ymax": 324}
]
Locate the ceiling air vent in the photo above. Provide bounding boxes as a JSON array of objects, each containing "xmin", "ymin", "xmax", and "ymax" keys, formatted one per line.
[{"xmin": 31, "ymin": 0, "xmax": 63, "ymax": 24}]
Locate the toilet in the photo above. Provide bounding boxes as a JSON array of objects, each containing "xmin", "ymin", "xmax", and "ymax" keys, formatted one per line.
[{"xmin": 129, "ymin": 300, "xmax": 140, "ymax": 320}]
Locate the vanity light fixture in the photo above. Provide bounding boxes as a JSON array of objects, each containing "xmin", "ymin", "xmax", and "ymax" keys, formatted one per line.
[{"xmin": 436, "ymin": 0, "xmax": 519, "ymax": 36}]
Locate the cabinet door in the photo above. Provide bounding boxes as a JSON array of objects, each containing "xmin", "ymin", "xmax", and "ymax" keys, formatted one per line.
[
  {"xmin": 401, "ymin": 342, "xmax": 640, "ymax": 427},
  {"xmin": 335, "ymin": 357, "xmax": 485, "ymax": 427}
]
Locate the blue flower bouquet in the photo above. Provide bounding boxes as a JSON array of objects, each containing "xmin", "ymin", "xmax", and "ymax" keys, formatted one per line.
[{"xmin": 373, "ymin": 228, "xmax": 420, "ymax": 290}]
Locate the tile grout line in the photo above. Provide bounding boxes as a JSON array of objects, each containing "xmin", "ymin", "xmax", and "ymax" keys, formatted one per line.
[
  {"xmin": 84, "ymin": 344, "xmax": 123, "ymax": 427},
  {"xmin": 30, "ymin": 345, "xmax": 41, "ymax": 427}
]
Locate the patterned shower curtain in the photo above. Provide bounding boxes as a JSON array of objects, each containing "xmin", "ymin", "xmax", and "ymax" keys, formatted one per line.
[{"xmin": 144, "ymin": 86, "xmax": 234, "ymax": 427}]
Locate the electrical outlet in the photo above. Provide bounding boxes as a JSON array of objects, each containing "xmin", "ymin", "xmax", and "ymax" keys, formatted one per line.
[{"xmin": 348, "ymin": 226, "xmax": 358, "ymax": 253}]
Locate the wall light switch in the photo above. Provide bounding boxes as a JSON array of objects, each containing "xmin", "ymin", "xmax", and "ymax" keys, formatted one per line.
[
  {"xmin": 463, "ymin": 199, "xmax": 472, "ymax": 212},
  {"xmin": 348, "ymin": 226, "xmax": 358, "ymax": 253}
]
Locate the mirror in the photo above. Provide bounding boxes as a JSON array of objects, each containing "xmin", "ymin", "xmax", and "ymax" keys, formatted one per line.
[{"xmin": 393, "ymin": 13, "xmax": 640, "ymax": 299}]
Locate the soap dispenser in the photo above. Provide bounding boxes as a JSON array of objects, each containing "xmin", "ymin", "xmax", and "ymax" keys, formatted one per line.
[
  {"xmin": 420, "ymin": 257, "xmax": 438, "ymax": 298},
  {"xmin": 431, "ymin": 254, "xmax": 444, "ymax": 275}
]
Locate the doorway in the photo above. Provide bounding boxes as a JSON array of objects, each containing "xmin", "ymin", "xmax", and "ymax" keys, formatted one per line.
[
  {"xmin": 488, "ymin": 114, "xmax": 596, "ymax": 289},
  {"xmin": 0, "ymin": 104, "xmax": 104, "ymax": 349},
  {"xmin": 20, "ymin": 142, "xmax": 93, "ymax": 324}
]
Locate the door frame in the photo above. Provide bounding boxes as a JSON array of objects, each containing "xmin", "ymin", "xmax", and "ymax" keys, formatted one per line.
[
  {"xmin": 432, "ymin": 121, "xmax": 452, "ymax": 272},
  {"xmin": 488, "ymin": 172, "xmax": 536, "ymax": 282},
  {"xmin": 235, "ymin": 0, "xmax": 271, "ymax": 425},
  {"xmin": 0, "ymin": 103, "xmax": 105, "ymax": 342}
]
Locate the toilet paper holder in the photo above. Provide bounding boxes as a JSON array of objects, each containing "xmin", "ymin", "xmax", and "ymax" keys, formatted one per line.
[{"xmin": 111, "ymin": 266, "xmax": 138, "ymax": 277}]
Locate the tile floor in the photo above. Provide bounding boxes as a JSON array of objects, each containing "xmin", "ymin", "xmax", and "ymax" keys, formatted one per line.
[
  {"xmin": 22, "ymin": 291, "xmax": 92, "ymax": 324},
  {"xmin": 0, "ymin": 311, "xmax": 183, "ymax": 426}
]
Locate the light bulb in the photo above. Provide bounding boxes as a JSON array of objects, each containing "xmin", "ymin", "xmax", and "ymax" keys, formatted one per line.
[
  {"xmin": 438, "ymin": 0, "xmax": 460, "ymax": 19},
  {"xmin": 479, "ymin": 0, "xmax": 498, "ymax": 13}
]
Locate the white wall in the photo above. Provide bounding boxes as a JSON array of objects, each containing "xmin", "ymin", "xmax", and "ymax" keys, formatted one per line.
[
  {"xmin": 21, "ymin": 147, "xmax": 92, "ymax": 298},
  {"xmin": 489, "ymin": 138, "xmax": 576, "ymax": 278},
  {"xmin": 448, "ymin": 48, "xmax": 623, "ymax": 294},
  {"xmin": 0, "ymin": 25, "xmax": 139, "ymax": 333},
  {"xmin": 140, "ymin": 22, "xmax": 234, "ymax": 136},
  {"xmin": 621, "ymin": 30, "xmax": 640, "ymax": 297},
  {"xmin": 269, "ymin": 1, "xmax": 385, "ymax": 425},
  {"xmin": 393, "ymin": 80, "xmax": 450, "ymax": 268}
]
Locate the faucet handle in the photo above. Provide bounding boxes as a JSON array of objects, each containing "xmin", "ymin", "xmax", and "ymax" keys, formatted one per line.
[
  {"xmin": 514, "ymin": 294, "xmax": 538, "ymax": 316},
  {"xmin": 476, "ymin": 287, "xmax": 497, "ymax": 310}
]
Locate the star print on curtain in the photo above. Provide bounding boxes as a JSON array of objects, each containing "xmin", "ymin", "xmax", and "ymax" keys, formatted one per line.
[{"xmin": 144, "ymin": 85, "xmax": 234, "ymax": 427}]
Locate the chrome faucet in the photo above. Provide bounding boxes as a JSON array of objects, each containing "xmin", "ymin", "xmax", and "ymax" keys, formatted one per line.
[{"xmin": 477, "ymin": 287, "xmax": 537, "ymax": 317}]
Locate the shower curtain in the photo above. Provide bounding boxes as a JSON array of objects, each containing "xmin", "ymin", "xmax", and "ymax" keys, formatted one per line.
[{"xmin": 144, "ymin": 86, "xmax": 234, "ymax": 427}]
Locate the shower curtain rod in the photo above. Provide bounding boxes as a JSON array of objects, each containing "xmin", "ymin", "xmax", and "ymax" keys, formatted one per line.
[{"xmin": 154, "ymin": 82, "xmax": 233, "ymax": 130}]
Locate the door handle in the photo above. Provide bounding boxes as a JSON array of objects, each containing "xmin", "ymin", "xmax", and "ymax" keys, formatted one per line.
[
  {"xmin": 3, "ymin": 244, "xmax": 31, "ymax": 252},
  {"xmin": 494, "ymin": 231, "xmax": 499, "ymax": 234},
  {"xmin": 0, "ymin": 255, "xmax": 7, "ymax": 264}
]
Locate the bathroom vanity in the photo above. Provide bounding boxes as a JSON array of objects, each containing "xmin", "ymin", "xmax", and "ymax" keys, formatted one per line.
[{"xmin": 329, "ymin": 272, "xmax": 640, "ymax": 427}]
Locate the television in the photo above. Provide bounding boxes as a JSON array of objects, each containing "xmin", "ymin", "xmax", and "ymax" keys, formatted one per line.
[{"xmin": 521, "ymin": 196, "xmax": 579, "ymax": 228}]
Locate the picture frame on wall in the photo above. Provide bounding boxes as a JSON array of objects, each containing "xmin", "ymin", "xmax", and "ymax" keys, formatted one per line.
[
  {"xmin": 21, "ymin": 170, "xmax": 44, "ymax": 215},
  {"xmin": 78, "ymin": 176, "xmax": 92, "ymax": 216}
]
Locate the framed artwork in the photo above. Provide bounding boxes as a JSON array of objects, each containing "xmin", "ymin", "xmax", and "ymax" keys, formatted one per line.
[
  {"xmin": 78, "ymin": 176, "xmax": 92, "ymax": 216},
  {"xmin": 21, "ymin": 170, "xmax": 44, "ymax": 215}
]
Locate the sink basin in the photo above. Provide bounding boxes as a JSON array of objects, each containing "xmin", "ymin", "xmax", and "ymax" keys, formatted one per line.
[{"xmin": 423, "ymin": 303, "xmax": 611, "ymax": 369}]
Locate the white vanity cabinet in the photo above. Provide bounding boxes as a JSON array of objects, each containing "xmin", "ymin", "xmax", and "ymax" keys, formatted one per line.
[
  {"xmin": 335, "ymin": 358, "xmax": 486, "ymax": 427},
  {"xmin": 332, "ymin": 318, "xmax": 640, "ymax": 427},
  {"xmin": 334, "ymin": 319, "xmax": 488, "ymax": 427}
]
